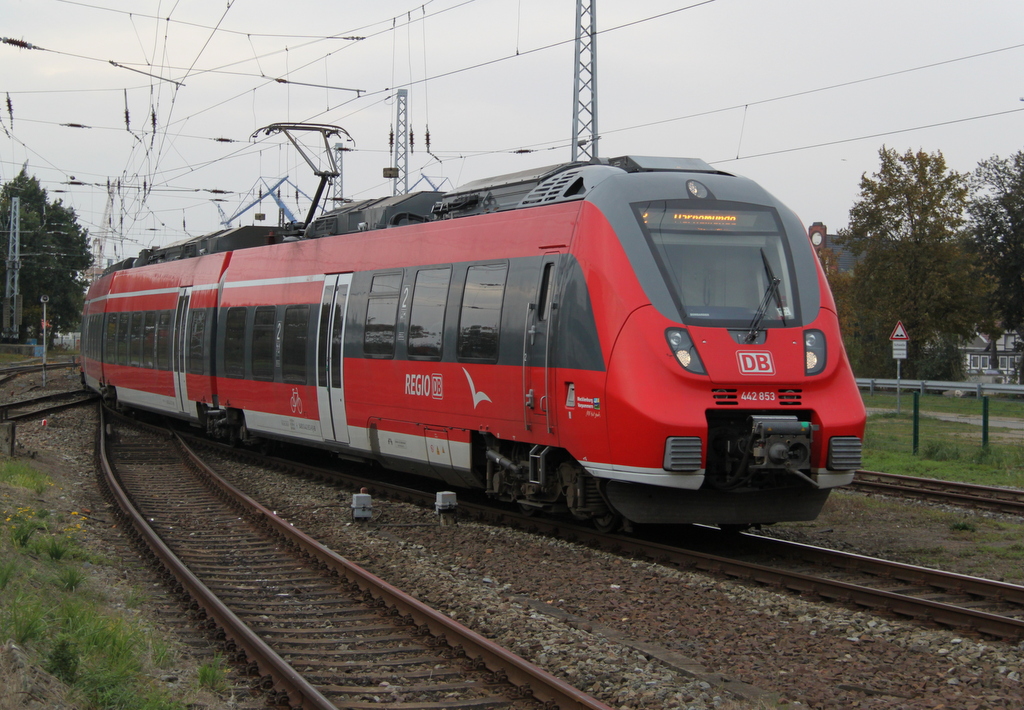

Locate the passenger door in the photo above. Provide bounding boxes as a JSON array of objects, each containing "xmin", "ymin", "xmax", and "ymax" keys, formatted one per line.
[
  {"xmin": 522, "ymin": 255, "xmax": 560, "ymax": 435},
  {"xmin": 316, "ymin": 274, "xmax": 352, "ymax": 444},
  {"xmin": 172, "ymin": 287, "xmax": 192, "ymax": 416}
]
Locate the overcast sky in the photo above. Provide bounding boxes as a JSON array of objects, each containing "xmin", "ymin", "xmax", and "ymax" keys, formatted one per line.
[{"xmin": 3, "ymin": 0, "xmax": 1023, "ymax": 264}]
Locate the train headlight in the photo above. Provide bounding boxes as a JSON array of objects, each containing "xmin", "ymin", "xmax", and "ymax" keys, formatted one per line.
[
  {"xmin": 804, "ymin": 329, "xmax": 826, "ymax": 375},
  {"xmin": 665, "ymin": 328, "xmax": 706, "ymax": 374}
]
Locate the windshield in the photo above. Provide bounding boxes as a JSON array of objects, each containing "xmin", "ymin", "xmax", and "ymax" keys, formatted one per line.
[{"xmin": 634, "ymin": 200, "xmax": 799, "ymax": 328}]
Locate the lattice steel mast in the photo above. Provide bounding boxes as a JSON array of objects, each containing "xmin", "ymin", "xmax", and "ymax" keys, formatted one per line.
[
  {"xmin": 393, "ymin": 89, "xmax": 409, "ymax": 196},
  {"xmin": 3, "ymin": 197, "xmax": 21, "ymax": 339},
  {"xmin": 571, "ymin": 0, "xmax": 598, "ymax": 162}
]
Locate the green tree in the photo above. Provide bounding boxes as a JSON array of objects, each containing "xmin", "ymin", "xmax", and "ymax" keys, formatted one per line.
[
  {"xmin": 968, "ymin": 151, "xmax": 1024, "ymax": 382},
  {"xmin": 1, "ymin": 169, "xmax": 92, "ymax": 343},
  {"xmin": 836, "ymin": 147, "xmax": 992, "ymax": 378}
]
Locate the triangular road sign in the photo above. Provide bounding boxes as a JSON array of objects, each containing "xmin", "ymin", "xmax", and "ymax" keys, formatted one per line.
[{"xmin": 890, "ymin": 321, "xmax": 909, "ymax": 341}]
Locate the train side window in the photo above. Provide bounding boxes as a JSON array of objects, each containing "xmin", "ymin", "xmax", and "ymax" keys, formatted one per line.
[
  {"xmin": 93, "ymin": 315, "xmax": 101, "ymax": 361},
  {"xmin": 364, "ymin": 272, "xmax": 402, "ymax": 357},
  {"xmin": 156, "ymin": 311, "xmax": 172, "ymax": 371},
  {"xmin": 317, "ymin": 298, "xmax": 331, "ymax": 387},
  {"xmin": 458, "ymin": 263, "xmax": 508, "ymax": 362},
  {"xmin": 282, "ymin": 305, "xmax": 309, "ymax": 384},
  {"xmin": 408, "ymin": 267, "xmax": 451, "ymax": 360},
  {"xmin": 223, "ymin": 307, "xmax": 247, "ymax": 378},
  {"xmin": 251, "ymin": 306, "xmax": 276, "ymax": 380},
  {"xmin": 537, "ymin": 262, "xmax": 554, "ymax": 322},
  {"xmin": 116, "ymin": 313, "xmax": 129, "ymax": 366},
  {"xmin": 188, "ymin": 310, "xmax": 206, "ymax": 375},
  {"xmin": 130, "ymin": 312, "xmax": 145, "ymax": 366},
  {"xmin": 104, "ymin": 314, "xmax": 117, "ymax": 364},
  {"xmin": 142, "ymin": 311, "xmax": 156, "ymax": 368}
]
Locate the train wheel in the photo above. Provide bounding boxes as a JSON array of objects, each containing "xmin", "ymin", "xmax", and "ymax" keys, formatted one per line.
[
  {"xmin": 517, "ymin": 503, "xmax": 537, "ymax": 517},
  {"xmin": 592, "ymin": 512, "xmax": 621, "ymax": 533}
]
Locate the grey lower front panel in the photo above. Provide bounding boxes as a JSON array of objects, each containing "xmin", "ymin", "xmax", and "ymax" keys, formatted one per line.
[{"xmin": 605, "ymin": 481, "xmax": 832, "ymax": 525}]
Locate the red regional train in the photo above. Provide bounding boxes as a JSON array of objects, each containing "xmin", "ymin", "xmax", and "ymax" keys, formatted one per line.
[{"xmin": 81, "ymin": 155, "xmax": 866, "ymax": 530}]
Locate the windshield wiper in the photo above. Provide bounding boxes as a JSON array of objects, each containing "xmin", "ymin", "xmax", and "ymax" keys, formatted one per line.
[{"xmin": 745, "ymin": 249, "xmax": 785, "ymax": 343}]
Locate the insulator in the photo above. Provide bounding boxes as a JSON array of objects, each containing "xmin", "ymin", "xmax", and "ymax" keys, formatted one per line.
[
  {"xmin": 425, "ymin": 127, "xmax": 431, "ymax": 152},
  {"xmin": 410, "ymin": 128, "xmax": 414, "ymax": 153},
  {"xmin": 389, "ymin": 126, "xmax": 394, "ymax": 151}
]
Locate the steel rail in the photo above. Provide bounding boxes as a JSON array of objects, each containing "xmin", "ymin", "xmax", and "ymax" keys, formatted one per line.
[
  {"xmin": 97, "ymin": 407, "xmax": 338, "ymax": 710},
  {"xmin": 1, "ymin": 390, "xmax": 98, "ymax": 422},
  {"xmin": 182, "ymin": 435, "xmax": 1024, "ymax": 640},
  {"xmin": 0, "ymin": 361, "xmax": 78, "ymax": 375},
  {"xmin": 853, "ymin": 470, "xmax": 1024, "ymax": 515},
  {"xmin": 0, "ymin": 361, "xmax": 78, "ymax": 388},
  {"xmin": 174, "ymin": 432, "xmax": 613, "ymax": 710}
]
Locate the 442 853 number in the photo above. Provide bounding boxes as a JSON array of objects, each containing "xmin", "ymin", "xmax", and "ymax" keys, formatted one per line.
[{"xmin": 740, "ymin": 390, "xmax": 776, "ymax": 402}]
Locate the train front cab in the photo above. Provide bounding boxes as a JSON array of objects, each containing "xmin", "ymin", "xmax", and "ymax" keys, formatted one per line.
[{"xmin": 574, "ymin": 168, "xmax": 866, "ymax": 526}]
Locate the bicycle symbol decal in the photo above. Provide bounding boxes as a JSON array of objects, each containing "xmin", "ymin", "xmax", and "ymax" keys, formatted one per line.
[{"xmin": 290, "ymin": 388, "xmax": 304, "ymax": 415}]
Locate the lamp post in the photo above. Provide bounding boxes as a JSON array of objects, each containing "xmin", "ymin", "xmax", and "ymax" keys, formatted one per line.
[{"xmin": 40, "ymin": 295, "xmax": 48, "ymax": 387}]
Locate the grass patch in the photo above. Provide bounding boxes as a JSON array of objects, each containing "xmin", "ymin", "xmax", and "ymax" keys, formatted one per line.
[
  {"xmin": 861, "ymin": 410, "xmax": 1024, "ymax": 487},
  {"xmin": 0, "ymin": 581, "xmax": 189, "ymax": 709},
  {"xmin": 52, "ymin": 565, "xmax": 87, "ymax": 591},
  {"xmin": 2, "ymin": 592, "xmax": 49, "ymax": 644},
  {"xmin": 1, "ymin": 461, "xmax": 191, "ymax": 709},
  {"xmin": 862, "ymin": 391, "xmax": 1024, "ymax": 418},
  {"xmin": 860, "ymin": 390, "xmax": 1024, "ymax": 485},
  {"xmin": 38, "ymin": 534, "xmax": 73, "ymax": 560},
  {"xmin": 809, "ymin": 490, "xmax": 1024, "ymax": 581},
  {"xmin": 5, "ymin": 504, "xmax": 52, "ymax": 547},
  {"xmin": 45, "ymin": 636, "xmax": 80, "ymax": 684},
  {"xmin": 0, "ymin": 557, "xmax": 19, "ymax": 589},
  {"xmin": 197, "ymin": 653, "xmax": 228, "ymax": 693},
  {"xmin": 0, "ymin": 459, "xmax": 54, "ymax": 494}
]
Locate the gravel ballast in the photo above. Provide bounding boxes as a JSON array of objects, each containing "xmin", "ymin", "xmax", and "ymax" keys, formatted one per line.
[{"xmin": 6, "ymin": 388, "xmax": 1023, "ymax": 710}]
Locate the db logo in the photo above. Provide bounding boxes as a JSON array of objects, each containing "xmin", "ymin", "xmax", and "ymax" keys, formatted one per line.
[{"xmin": 737, "ymin": 351, "xmax": 775, "ymax": 375}]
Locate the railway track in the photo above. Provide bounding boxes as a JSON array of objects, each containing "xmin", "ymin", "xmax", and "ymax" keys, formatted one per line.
[
  {"xmin": 0, "ymin": 389, "xmax": 98, "ymax": 422},
  {"xmin": 98, "ymin": 409, "xmax": 611, "ymax": 710},
  {"xmin": 852, "ymin": 469, "xmax": 1024, "ymax": 516},
  {"xmin": 178, "ymin": 433, "xmax": 1024, "ymax": 642},
  {"xmin": 0, "ymin": 360, "xmax": 77, "ymax": 387}
]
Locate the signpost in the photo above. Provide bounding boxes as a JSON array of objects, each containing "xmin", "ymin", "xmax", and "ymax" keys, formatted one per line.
[{"xmin": 890, "ymin": 321, "xmax": 909, "ymax": 413}]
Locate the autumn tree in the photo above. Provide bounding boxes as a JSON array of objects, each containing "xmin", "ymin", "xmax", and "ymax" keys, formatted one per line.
[
  {"xmin": 968, "ymin": 150, "xmax": 1024, "ymax": 381},
  {"xmin": 836, "ymin": 147, "xmax": 992, "ymax": 378},
  {"xmin": 1, "ymin": 169, "xmax": 92, "ymax": 343}
]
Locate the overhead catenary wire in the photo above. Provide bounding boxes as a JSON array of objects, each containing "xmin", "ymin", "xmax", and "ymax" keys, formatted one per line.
[{"xmin": 4, "ymin": 1, "xmax": 1022, "ymax": 248}]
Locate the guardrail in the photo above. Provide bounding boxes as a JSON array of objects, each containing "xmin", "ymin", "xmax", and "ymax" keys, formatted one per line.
[{"xmin": 856, "ymin": 378, "xmax": 1024, "ymax": 398}]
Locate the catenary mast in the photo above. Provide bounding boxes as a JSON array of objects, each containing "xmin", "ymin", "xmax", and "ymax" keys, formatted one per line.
[{"xmin": 571, "ymin": 0, "xmax": 598, "ymax": 162}]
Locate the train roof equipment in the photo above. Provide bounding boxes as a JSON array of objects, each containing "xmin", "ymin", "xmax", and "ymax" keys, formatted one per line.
[{"xmin": 110, "ymin": 156, "xmax": 732, "ymax": 273}]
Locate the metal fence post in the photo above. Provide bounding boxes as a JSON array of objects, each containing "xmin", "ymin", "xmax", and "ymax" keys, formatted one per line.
[
  {"xmin": 982, "ymin": 395, "xmax": 989, "ymax": 448},
  {"xmin": 912, "ymin": 391, "xmax": 920, "ymax": 455}
]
